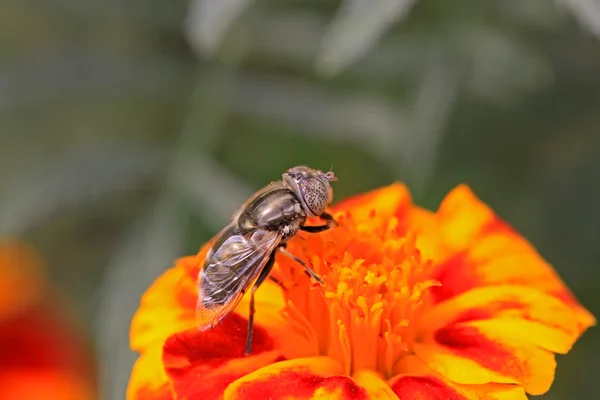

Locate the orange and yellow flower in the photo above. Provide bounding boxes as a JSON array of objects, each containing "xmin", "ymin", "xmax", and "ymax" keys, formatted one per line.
[
  {"xmin": 0, "ymin": 240, "xmax": 97, "ymax": 400},
  {"xmin": 128, "ymin": 183, "xmax": 595, "ymax": 399}
]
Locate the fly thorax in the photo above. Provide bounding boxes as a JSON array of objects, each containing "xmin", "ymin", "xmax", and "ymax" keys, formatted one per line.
[{"xmin": 237, "ymin": 213, "xmax": 256, "ymax": 232}]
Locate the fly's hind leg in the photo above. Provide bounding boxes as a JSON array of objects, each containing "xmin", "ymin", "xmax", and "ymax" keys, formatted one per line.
[
  {"xmin": 244, "ymin": 251, "xmax": 276, "ymax": 356},
  {"xmin": 300, "ymin": 211, "xmax": 338, "ymax": 233}
]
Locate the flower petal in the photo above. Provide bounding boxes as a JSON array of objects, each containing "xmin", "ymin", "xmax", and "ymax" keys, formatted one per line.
[
  {"xmin": 332, "ymin": 182, "xmax": 411, "ymax": 222},
  {"xmin": 233, "ymin": 279, "xmax": 289, "ymax": 339},
  {"xmin": 393, "ymin": 355, "xmax": 527, "ymax": 400},
  {"xmin": 390, "ymin": 375, "xmax": 468, "ymax": 400},
  {"xmin": 127, "ymin": 347, "xmax": 173, "ymax": 400},
  {"xmin": 1, "ymin": 370, "xmax": 96, "ymax": 400},
  {"xmin": 428, "ymin": 185, "xmax": 595, "ymax": 328},
  {"xmin": 128, "ymin": 261, "xmax": 284, "ymax": 400},
  {"xmin": 130, "ymin": 255, "xmax": 201, "ymax": 353},
  {"xmin": 415, "ymin": 320, "xmax": 556, "ymax": 395},
  {"xmin": 128, "ymin": 255, "xmax": 201, "ymax": 399},
  {"xmin": 0, "ymin": 241, "xmax": 96, "ymax": 400},
  {"xmin": 128, "ymin": 226, "xmax": 298, "ymax": 399},
  {"xmin": 223, "ymin": 357, "xmax": 368, "ymax": 400},
  {"xmin": 162, "ymin": 312, "xmax": 281, "ymax": 400},
  {"xmin": 418, "ymin": 285, "xmax": 589, "ymax": 354},
  {"xmin": 0, "ymin": 241, "xmax": 46, "ymax": 320},
  {"xmin": 352, "ymin": 370, "xmax": 398, "ymax": 400}
]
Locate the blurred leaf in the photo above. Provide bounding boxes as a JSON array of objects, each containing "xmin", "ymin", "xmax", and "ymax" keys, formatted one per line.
[
  {"xmin": 395, "ymin": 50, "xmax": 461, "ymax": 194},
  {"xmin": 499, "ymin": 0, "xmax": 562, "ymax": 29},
  {"xmin": 316, "ymin": 0, "xmax": 419, "ymax": 77},
  {"xmin": 172, "ymin": 156, "xmax": 252, "ymax": 230},
  {"xmin": 185, "ymin": 0, "xmax": 257, "ymax": 55},
  {"xmin": 466, "ymin": 28, "xmax": 554, "ymax": 103},
  {"xmin": 0, "ymin": 146, "xmax": 164, "ymax": 235},
  {"xmin": 0, "ymin": 52, "xmax": 186, "ymax": 112},
  {"xmin": 31, "ymin": 0, "xmax": 185, "ymax": 29},
  {"xmin": 252, "ymin": 10, "xmax": 431, "ymax": 84},
  {"xmin": 231, "ymin": 73, "xmax": 402, "ymax": 156},
  {"xmin": 95, "ymin": 196, "xmax": 185, "ymax": 400},
  {"xmin": 557, "ymin": 0, "xmax": 600, "ymax": 38}
]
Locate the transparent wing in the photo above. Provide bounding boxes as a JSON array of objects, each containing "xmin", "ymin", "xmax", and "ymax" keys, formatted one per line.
[{"xmin": 195, "ymin": 229, "xmax": 281, "ymax": 331}]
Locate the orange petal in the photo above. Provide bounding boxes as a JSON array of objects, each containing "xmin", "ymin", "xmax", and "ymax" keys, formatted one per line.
[
  {"xmin": 403, "ymin": 205, "xmax": 438, "ymax": 257},
  {"xmin": 223, "ymin": 357, "xmax": 372, "ymax": 400},
  {"xmin": 428, "ymin": 185, "xmax": 595, "ymax": 327},
  {"xmin": 393, "ymin": 355, "xmax": 527, "ymax": 400},
  {"xmin": 418, "ymin": 285, "xmax": 591, "ymax": 354},
  {"xmin": 414, "ymin": 320, "xmax": 556, "ymax": 395},
  {"xmin": 332, "ymin": 182, "xmax": 411, "ymax": 223}
]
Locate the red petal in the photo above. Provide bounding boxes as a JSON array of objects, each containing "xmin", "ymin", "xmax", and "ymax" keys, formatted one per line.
[
  {"xmin": 163, "ymin": 313, "xmax": 281, "ymax": 400},
  {"xmin": 390, "ymin": 375, "xmax": 466, "ymax": 400},
  {"xmin": 224, "ymin": 357, "xmax": 367, "ymax": 400}
]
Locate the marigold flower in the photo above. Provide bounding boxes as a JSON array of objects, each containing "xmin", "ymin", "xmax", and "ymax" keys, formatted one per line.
[
  {"xmin": 128, "ymin": 183, "xmax": 595, "ymax": 399},
  {"xmin": 0, "ymin": 240, "xmax": 97, "ymax": 400}
]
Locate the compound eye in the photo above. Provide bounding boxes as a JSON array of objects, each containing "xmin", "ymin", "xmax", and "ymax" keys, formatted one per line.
[{"xmin": 300, "ymin": 178, "xmax": 329, "ymax": 216}]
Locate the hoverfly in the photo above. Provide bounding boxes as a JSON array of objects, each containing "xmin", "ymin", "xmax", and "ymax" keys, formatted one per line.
[{"xmin": 196, "ymin": 165, "xmax": 338, "ymax": 355}]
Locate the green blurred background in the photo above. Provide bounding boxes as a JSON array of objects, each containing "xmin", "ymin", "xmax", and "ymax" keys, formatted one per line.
[{"xmin": 1, "ymin": 0, "xmax": 598, "ymax": 399}]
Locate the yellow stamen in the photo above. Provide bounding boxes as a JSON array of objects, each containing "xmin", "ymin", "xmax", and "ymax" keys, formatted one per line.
[{"xmin": 277, "ymin": 211, "xmax": 439, "ymax": 378}]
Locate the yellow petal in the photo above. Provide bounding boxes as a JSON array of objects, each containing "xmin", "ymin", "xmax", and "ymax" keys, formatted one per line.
[
  {"xmin": 426, "ymin": 185, "xmax": 595, "ymax": 330},
  {"xmin": 414, "ymin": 320, "xmax": 556, "ymax": 395},
  {"xmin": 393, "ymin": 355, "xmax": 528, "ymax": 400},
  {"xmin": 352, "ymin": 370, "xmax": 398, "ymax": 400},
  {"xmin": 418, "ymin": 285, "xmax": 591, "ymax": 354}
]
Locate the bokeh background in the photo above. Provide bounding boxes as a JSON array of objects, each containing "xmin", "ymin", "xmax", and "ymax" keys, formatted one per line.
[{"xmin": 1, "ymin": 0, "xmax": 599, "ymax": 399}]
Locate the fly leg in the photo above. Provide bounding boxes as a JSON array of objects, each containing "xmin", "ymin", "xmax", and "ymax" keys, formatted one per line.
[
  {"xmin": 268, "ymin": 275, "xmax": 285, "ymax": 288},
  {"xmin": 244, "ymin": 251, "xmax": 276, "ymax": 356},
  {"xmin": 300, "ymin": 211, "xmax": 338, "ymax": 233},
  {"xmin": 278, "ymin": 245, "xmax": 324, "ymax": 285}
]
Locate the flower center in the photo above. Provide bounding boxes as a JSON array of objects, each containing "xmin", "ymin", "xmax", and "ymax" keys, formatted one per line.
[{"xmin": 274, "ymin": 210, "xmax": 440, "ymax": 378}]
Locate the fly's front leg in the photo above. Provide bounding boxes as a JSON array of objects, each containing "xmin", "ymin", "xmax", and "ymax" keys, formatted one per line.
[
  {"xmin": 268, "ymin": 275, "xmax": 284, "ymax": 287},
  {"xmin": 300, "ymin": 211, "xmax": 338, "ymax": 233},
  {"xmin": 278, "ymin": 244, "xmax": 324, "ymax": 285}
]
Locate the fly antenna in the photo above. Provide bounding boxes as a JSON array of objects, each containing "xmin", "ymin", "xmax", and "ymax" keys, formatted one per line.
[{"xmin": 325, "ymin": 162, "xmax": 337, "ymax": 181}]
